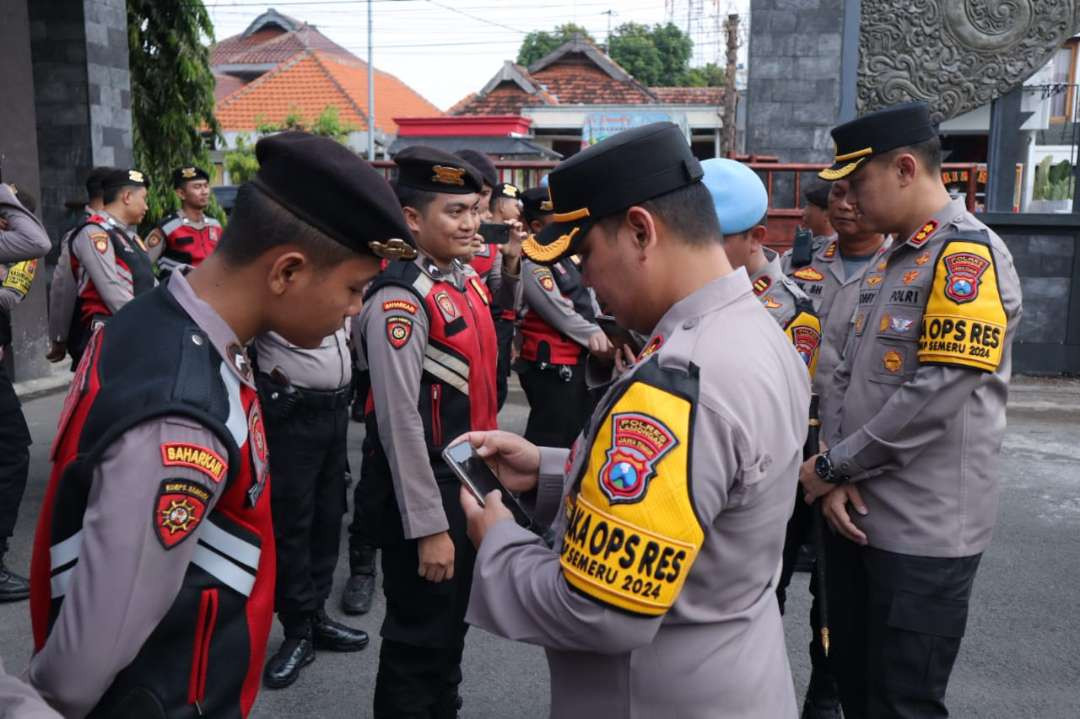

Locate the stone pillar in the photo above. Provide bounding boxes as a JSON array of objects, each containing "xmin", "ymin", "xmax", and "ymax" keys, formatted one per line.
[
  {"xmin": 747, "ymin": 0, "xmax": 846, "ymax": 204},
  {"xmin": 0, "ymin": 0, "xmax": 49, "ymax": 381}
]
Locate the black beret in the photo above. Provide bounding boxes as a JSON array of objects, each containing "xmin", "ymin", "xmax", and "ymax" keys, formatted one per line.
[
  {"xmin": 454, "ymin": 149, "xmax": 498, "ymax": 189},
  {"xmin": 253, "ymin": 131, "xmax": 416, "ymax": 260},
  {"xmin": 85, "ymin": 166, "xmax": 114, "ymax": 199},
  {"xmin": 522, "ymin": 122, "xmax": 702, "ymax": 264},
  {"xmin": 394, "ymin": 146, "xmax": 483, "ymax": 194},
  {"xmin": 803, "ymin": 182, "xmax": 831, "ymax": 209},
  {"xmin": 820, "ymin": 101, "xmax": 937, "ymax": 181},
  {"xmin": 520, "ymin": 186, "xmax": 553, "ymax": 220},
  {"xmin": 101, "ymin": 168, "xmax": 148, "ymax": 192},
  {"xmin": 172, "ymin": 165, "xmax": 210, "ymax": 188}
]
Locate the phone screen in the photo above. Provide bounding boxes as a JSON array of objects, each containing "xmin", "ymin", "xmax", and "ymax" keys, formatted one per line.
[
  {"xmin": 478, "ymin": 223, "xmax": 511, "ymax": 245},
  {"xmin": 442, "ymin": 442, "xmax": 536, "ymax": 530}
]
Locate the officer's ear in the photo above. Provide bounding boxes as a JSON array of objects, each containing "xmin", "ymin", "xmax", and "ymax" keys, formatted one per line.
[
  {"xmin": 401, "ymin": 205, "xmax": 424, "ymax": 236},
  {"xmin": 749, "ymin": 224, "xmax": 769, "ymax": 249},
  {"xmin": 265, "ymin": 249, "xmax": 311, "ymax": 296},
  {"xmin": 893, "ymin": 152, "xmax": 919, "ymax": 187},
  {"xmin": 624, "ymin": 206, "xmax": 658, "ymax": 255}
]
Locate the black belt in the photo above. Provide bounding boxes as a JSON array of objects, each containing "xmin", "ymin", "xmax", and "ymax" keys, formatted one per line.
[{"xmin": 256, "ymin": 372, "xmax": 352, "ymax": 410}]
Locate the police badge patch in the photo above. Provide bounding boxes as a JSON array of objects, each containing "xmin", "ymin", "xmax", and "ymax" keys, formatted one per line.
[
  {"xmin": 434, "ymin": 291, "xmax": 459, "ymax": 322},
  {"xmin": 246, "ymin": 403, "xmax": 269, "ymax": 507},
  {"xmin": 538, "ymin": 271, "xmax": 556, "ymax": 292},
  {"xmin": 943, "ymin": 251, "xmax": 990, "ymax": 304},
  {"xmin": 598, "ymin": 412, "xmax": 679, "ymax": 505},
  {"xmin": 791, "ymin": 324, "xmax": 821, "ymax": 369},
  {"xmin": 386, "ymin": 316, "xmax": 412, "ymax": 349},
  {"xmin": 155, "ymin": 478, "xmax": 210, "ymax": 549}
]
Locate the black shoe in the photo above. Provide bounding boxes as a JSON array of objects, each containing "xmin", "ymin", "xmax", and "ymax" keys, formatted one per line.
[
  {"xmin": 312, "ymin": 610, "xmax": 369, "ymax": 651},
  {"xmin": 0, "ymin": 556, "xmax": 29, "ymax": 603},
  {"xmin": 801, "ymin": 696, "xmax": 842, "ymax": 719},
  {"xmin": 263, "ymin": 636, "xmax": 315, "ymax": 689},
  {"xmin": 341, "ymin": 572, "xmax": 376, "ymax": 615},
  {"xmin": 793, "ymin": 543, "xmax": 816, "ymax": 573}
]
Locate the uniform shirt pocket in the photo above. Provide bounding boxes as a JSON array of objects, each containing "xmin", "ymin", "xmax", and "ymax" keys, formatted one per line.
[{"xmin": 867, "ymin": 337, "xmax": 917, "ymax": 386}]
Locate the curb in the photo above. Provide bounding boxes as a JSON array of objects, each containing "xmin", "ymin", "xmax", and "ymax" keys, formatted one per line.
[{"xmin": 14, "ymin": 368, "xmax": 71, "ymax": 402}]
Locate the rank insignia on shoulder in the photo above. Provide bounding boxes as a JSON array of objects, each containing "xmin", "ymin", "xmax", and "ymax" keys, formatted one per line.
[
  {"xmin": 752, "ymin": 276, "xmax": 772, "ymax": 295},
  {"xmin": 793, "ymin": 267, "xmax": 824, "ymax": 282},
  {"xmin": 876, "ymin": 259, "xmax": 888, "ymax": 272},
  {"xmin": 155, "ymin": 479, "xmax": 210, "ymax": 549},
  {"xmin": 382, "ymin": 299, "xmax": 418, "ymax": 315},
  {"xmin": 598, "ymin": 412, "xmax": 679, "ymax": 505},
  {"xmin": 386, "ymin": 316, "xmax": 413, "ymax": 349},
  {"xmin": 161, "ymin": 442, "xmax": 227, "ymax": 483},
  {"xmin": 823, "ymin": 242, "xmax": 837, "ymax": 259},
  {"xmin": 469, "ymin": 277, "xmax": 490, "ymax": 305},
  {"xmin": 909, "ymin": 219, "xmax": 940, "ymax": 248},
  {"xmin": 638, "ymin": 335, "xmax": 663, "ymax": 360}
]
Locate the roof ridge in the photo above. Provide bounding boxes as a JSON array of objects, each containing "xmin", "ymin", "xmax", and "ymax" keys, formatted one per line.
[{"xmin": 308, "ymin": 51, "xmax": 371, "ymax": 132}]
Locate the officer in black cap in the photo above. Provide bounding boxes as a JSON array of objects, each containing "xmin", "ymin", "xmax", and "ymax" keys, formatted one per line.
[
  {"xmin": 800, "ymin": 101, "xmax": 1023, "ymax": 719},
  {"xmin": 459, "ymin": 121, "xmax": 808, "ymax": 717},
  {"xmin": 145, "ymin": 165, "xmax": 223, "ymax": 277},
  {"xmin": 357, "ymin": 145, "xmax": 503, "ymax": 718},
  {"xmin": 28, "ymin": 131, "xmax": 415, "ymax": 718}
]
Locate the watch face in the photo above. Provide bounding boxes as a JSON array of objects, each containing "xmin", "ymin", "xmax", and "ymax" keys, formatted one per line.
[{"xmin": 815, "ymin": 454, "xmax": 831, "ymax": 481}]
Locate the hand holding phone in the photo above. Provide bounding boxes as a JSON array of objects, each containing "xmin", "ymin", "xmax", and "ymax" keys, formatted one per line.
[
  {"xmin": 478, "ymin": 222, "xmax": 511, "ymax": 245},
  {"xmin": 443, "ymin": 441, "xmax": 535, "ymax": 529}
]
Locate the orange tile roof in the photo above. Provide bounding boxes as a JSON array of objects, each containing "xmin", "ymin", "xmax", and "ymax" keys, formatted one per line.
[
  {"xmin": 214, "ymin": 51, "xmax": 441, "ymax": 134},
  {"xmin": 213, "ymin": 73, "xmax": 246, "ymax": 103},
  {"xmin": 651, "ymin": 86, "xmax": 725, "ymax": 104}
]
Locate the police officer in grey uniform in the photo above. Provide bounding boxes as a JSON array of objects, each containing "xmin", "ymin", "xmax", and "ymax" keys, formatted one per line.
[
  {"xmin": 701, "ymin": 158, "xmax": 822, "ymax": 376},
  {"xmin": 801, "ymin": 102, "xmax": 1023, "ymax": 719},
  {"xmin": 256, "ymin": 324, "xmax": 369, "ymax": 689},
  {"xmin": 0, "ymin": 183, "xmax": 52, "ymax": 602},
  {"xmin": 458, "ymin": 122, "xmax": 808, "ymax": 718}
]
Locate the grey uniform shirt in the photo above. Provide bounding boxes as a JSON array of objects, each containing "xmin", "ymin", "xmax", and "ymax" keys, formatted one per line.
[
  {"xmin": 520, "ymin": 258, "xmax": 600, "ymax": 347},
  {"xmin": 69, "ymin": 210, "xmax": 154, "ymax": 315},
  {"xmin": 749, "ymin": 248, "xmax": 821, "ymax": 378},
  {"xmin": 826, "ymin": 198, "xmax": 1023, "ymax": 557},
  {"xmin": 358, "ymin": 255, "xmax": 485, "ymax": 540},
  {"xmin": 0, "ymin": 658, "xmax": 61, "ymax": 719},
  {"xmin": 0, "ymin": 185, "xmax": 51, "ymax": 323},
  {"xmin": 48, "ymin": 211, "xmax": 91, "ymax": 343},
  {"xmin": 29, "ymin": 275, "xmax": 250, "ymax": 718},
  {"xmin": 467, "ymin": 271, "xmax": 809, "ymax": 719},
  {"xmin": 254, "ymin": 326, "xmax": 352, "ymax": 391},
  {"xmin": 782, "ymin": 237, "xmax": 890, "ymax": 436}
]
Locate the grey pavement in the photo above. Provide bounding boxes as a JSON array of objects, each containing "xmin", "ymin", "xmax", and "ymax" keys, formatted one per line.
[{"xmin": 1, "ymin": 376, "xmax": 1078, "ymax": 717}]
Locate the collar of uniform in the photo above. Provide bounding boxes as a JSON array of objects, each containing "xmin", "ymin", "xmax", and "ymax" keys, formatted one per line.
[
  {"xmin": 180, "ymin": 208, "xmax": 209, "ymax": 228},
  {"xmin": 651, "ymin": 269, "xmax": 753, "ymax": 341},
  {"xmin": 904, "ymin": 197, "xmax": 967, "ymax": 248},
  {"xmin": 416, "ymin": 252, "xmax": 467, "ymax": 290},
  {"xmin": 166, "ymin": 272, "xmax": 256, "ymax": 389},
  {"xmin": 98, "ymin": 209, "xmax": 135, "ymax": 238}
]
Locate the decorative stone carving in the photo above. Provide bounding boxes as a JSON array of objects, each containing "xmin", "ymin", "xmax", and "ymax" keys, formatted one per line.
[{"xmin": 859, "ymin": 0, "xmax": 1079, "ymax": 121}]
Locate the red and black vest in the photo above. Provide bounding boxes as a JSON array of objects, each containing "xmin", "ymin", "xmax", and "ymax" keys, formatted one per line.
[
  {"xmin": 469, "ymin": 243, "xmax": 498, "ymax": 282},
  {"xmin": 69, "ymin": 215, "xmax": 156, "ymax": 323},
  {"xmin": 362, "ymin": 260, "xmax": 498, "ymax": 542},
  {"xmin": 30, "ymin": 286, "xmax": 275, "ymax": 718},
  {"xmin": 520, "ymin": 256, "xmax": 596, "ymax": 366},
  {"xmin": 157, "ymin": 212, "xmax": 222, "ymax": 274}
]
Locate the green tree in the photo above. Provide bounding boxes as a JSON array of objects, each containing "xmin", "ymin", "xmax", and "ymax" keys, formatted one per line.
[
  {"xmin": 127, "ymin": 0, "xmax": 221, "ymax": 229},
  {"xmin": 608, "ymin": 22, "xmax": 694, "ymax": 86},
  {"xmin": 223, "ymin": 134, "xmax": 260, "ymax": 185},
  {"xmin": 516, "ymin": 23, "xmax": 594, "ymax": 67},
  {"xmin": 681, "ymin": 62, "xmax": 725, "ymax": 87},
  {"xmin": 225, "ymin": 107, "xmax": 355, "ymax": 184}
]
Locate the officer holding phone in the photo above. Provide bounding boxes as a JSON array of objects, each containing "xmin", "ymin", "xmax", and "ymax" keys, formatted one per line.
[{"xmin": 458, "ymin": 123, "xmax": 809, "ymax": 718}]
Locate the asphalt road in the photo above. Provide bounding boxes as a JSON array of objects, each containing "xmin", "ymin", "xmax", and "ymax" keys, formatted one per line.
[{"xmin": 1, "ymin": 380, "xmax": 1078, "ymax": 718}]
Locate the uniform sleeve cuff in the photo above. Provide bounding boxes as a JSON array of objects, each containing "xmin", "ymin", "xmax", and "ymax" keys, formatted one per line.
[
  {"xmin": 530, "ymin": 447, "xmax": 569, "ymax": 525},
  {"xmin": 827, "ymin": 436, "xmax": 869, "ymax": 482},
  {"xmin": 402, "ymin": 507, "xmax": 450, "ymax": 540}
]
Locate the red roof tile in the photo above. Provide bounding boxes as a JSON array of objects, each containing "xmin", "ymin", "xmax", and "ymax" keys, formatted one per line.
[
  {"xmin": 319, "ymin": 53, "xmax": 442, "ymax": 133},
  {"xmin": 651, "ymin": 86, "xmax": 725, "ymax": 104},
  {"xmin": 451, "ymin": 84, "xmax": 535, "ymax": 116},
  {"xmin": 532, "ymin": 60, "xmax": 654, "ymax": 105}
]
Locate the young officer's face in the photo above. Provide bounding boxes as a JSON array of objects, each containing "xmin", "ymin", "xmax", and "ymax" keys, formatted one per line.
[
  {"xmin": 407, "ymin": 193, "xmax": 481, "ymax": 263},
  {"xmin": 178, "ymin": 180, "xmax": 211, "ymax": 210},
  {"xmin": 844, "ymin": 157, "xmax": 902, "ymax": 234},
  {"xmin": 578, "ymin": 221, "xmax": 651, "ymax": 334},
  {"xmin": 275, "ymin": 255, "xmax": 380, "ymax": 348}
]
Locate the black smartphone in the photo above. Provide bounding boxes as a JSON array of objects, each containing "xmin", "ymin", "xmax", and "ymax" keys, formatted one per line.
[
  {"xmin": 478, "ymin": 222, "xmax": 511, "ymax": 245},
  {"xmin": 596, "ymin": 315, "xmax": 643, "ymax": 356},
  {"xmin": 790, "ymin": 226, "xmax": 814, "ymax": 267},
  {"xmin": 442, "ymin": 441, "xmax": 534, "ymax": 529}
]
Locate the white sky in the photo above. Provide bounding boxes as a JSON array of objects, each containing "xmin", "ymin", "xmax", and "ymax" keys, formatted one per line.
[{"xmin": 206, "ymin": 0, "xmax": 750, "ymax": 111}]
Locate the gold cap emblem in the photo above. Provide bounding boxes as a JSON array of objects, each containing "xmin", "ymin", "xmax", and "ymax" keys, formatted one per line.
[
  {"xmin": 369, "ymin": 238, "xmax": 418, "ymax": 260},
  {"xmin": 431, "ymin": 165, "xmax": 465, "ymax": 186}
]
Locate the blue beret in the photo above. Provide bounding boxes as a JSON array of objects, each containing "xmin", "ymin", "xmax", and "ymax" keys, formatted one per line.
[{"xmin": 700, "ymin": 158, "xmax": 768, "ymax": 236}]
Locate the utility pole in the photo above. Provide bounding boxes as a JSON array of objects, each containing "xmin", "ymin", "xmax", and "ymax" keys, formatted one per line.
[
  {"xmin": 722, "ymin": 13, "xmax": 738, "ymax": 157},
  {"xmin": 602, "ymin": 9, "xmax": 615, "ymax": 46},
  {"xmin": 367, "ymin": 0, "xmax": 375, "ymax": 160}
]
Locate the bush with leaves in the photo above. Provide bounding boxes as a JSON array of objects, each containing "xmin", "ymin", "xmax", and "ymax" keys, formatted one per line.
[
  {"xmin": 516, "ymin": 24, "xmax": 594, "ymax": 67},
  {"xmin": 223, "ymin": 107, "xmax": 356, "ymax": 185}
]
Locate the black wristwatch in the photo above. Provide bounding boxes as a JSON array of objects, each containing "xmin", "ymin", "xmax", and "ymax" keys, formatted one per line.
[{"xmin": 814, "ymin": 451, "xmax": 844, "ymax": 484}]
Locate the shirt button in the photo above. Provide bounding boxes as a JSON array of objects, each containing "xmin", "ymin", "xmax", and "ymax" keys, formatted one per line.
[
  {"xmin": 191, "ymin": 334, "xmax": 204, "ymax": 346},
  {"xmin": 683, "ymin": 318, "xmax": 698, "ymax": 330}
]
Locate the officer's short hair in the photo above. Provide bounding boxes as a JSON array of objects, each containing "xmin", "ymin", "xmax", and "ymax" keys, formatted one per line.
[
  {"xmin": 393, "ymin": 181, "xmax": 437, "ymax": 214},
  {"xmin": 85, "ymin": 167, "xmax": 112, "ymax": 202},
  {"xmin": 721, "ymin": 212, "xmax": 768, "ymax": 242},
  {"xmin": 882, "ymin": 135, "xmax": 943, "ymax": 174},
  {"xmin": 600, "ymin": 182, "xmax": 722, "ymax": 247},
  {"xmin": 217, "ymin": 183, "xmax": 356, "ymax": 268}
]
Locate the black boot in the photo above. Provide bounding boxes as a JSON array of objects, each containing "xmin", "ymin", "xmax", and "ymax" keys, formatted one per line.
[
  {"xmin": 0, "ymin": 544, "xmax": 30, "ymax": 603},
  {"xmin": 263, "ymin": 628, "xmax": 315, "ymax": 690},
  {"xmin": 341, "ymin": 545, "xmax": 377, "ymax": 615},
  {"xmin": 801, "ymin": 666, "xmax": 842, "ymax": 719},
  {"xmin": 312, "ymin": 608, "xmax": 369, "ymax": 651}
]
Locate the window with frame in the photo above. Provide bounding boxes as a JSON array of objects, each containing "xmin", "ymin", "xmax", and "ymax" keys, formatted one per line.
[{"xmin": 1050, "ymin": 39, "xmax": 1079, "ymax": 123}]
